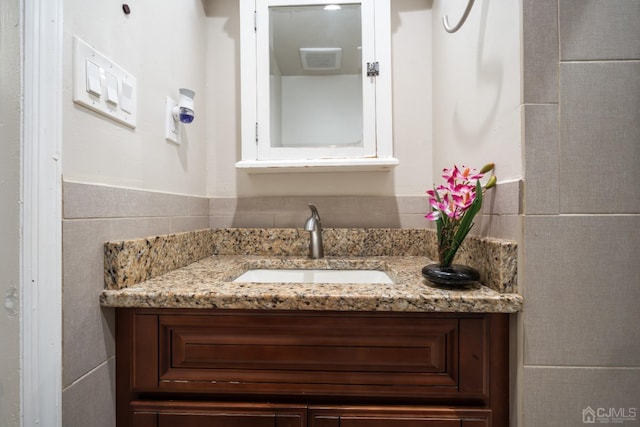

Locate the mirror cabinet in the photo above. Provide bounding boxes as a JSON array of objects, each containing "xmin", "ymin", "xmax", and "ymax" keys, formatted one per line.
[{"xmin": 237, "ymin": 0, "xmax": 398, "ymax": 172}]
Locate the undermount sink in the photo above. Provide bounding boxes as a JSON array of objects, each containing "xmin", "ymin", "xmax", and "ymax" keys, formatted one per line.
[{"xmin": 232, "ymin": 269, "xmax": 394, "ymax": 284}]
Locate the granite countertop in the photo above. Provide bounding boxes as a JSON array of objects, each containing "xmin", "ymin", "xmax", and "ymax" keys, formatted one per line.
[{"xmin": 100, "ymin": 255, "xmax": 523, "ymax": 313}]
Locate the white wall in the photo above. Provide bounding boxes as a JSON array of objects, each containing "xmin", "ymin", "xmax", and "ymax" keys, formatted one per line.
[
  {"xmin": 206, "ymin": 0, "xmax": 434, "ymax": 197},
  {"xmin": 59, "ymin": 0, "xmax": 521, "ymax": 198},
  {"xmin": 0, "ymin": 0, "xmax": 22, "ymax": 425},
  {"xmin": 62, "ymin": 0, "xmax": 208, "ymax": 196},
  {"xmin": 432, "ymin": 0, "xmax": 522, "ymax": 182}
]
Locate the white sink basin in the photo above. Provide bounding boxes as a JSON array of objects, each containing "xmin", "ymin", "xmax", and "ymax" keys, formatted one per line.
[{"xmin": 232, "ymin": 269, "xmax": 394, "ymax": 284}]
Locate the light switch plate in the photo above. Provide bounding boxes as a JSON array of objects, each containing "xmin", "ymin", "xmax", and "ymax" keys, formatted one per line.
[{"xmin": 73, "ymin": 36, "xmax": 137, "ymax": 128}]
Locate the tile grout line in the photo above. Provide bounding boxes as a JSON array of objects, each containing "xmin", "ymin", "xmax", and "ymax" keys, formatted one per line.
[{"xmin": 63, "ymin": 356, "xmax": 115, "ymax": 392}]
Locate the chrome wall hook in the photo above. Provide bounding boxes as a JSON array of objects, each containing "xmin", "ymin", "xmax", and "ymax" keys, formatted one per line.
[{"xmin": 442, "ymin": 0, "xmax": 476, "ymax": 33}]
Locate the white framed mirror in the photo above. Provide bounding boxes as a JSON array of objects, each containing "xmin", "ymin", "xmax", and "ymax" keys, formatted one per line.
[{"xmin": 237, "ymin": 0, "xmax": 398, "ymax": 172}]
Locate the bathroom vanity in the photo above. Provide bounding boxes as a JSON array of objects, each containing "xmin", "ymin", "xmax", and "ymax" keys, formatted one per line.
[
  {"xmin": 117, "ymin": 309, "xmax": 509, "ymax": 427},
  {"xmin": 101, "ymin": 228, "xmax": 522, "ymax": 427}
]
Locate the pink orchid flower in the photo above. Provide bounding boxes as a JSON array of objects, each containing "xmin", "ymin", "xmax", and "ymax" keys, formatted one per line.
[
  {"xmin": 451, "ymin": 183, "xmax": 477, "ymax": 210},
  {"xmin": 425, "ymin": 163, "xmax": 497, "ymax": 267}
]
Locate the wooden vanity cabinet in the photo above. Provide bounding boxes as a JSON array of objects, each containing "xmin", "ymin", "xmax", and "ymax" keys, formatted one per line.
[
  {"xmin": 116, "ymin": 309, "xmax": 509, "ymax": 427},
  {"xmin": 129, "ymin": 401, "xmax": 307, "ymax": 427}
]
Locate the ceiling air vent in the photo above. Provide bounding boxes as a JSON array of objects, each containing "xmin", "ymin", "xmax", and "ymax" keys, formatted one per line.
[{"xmin": 299, "ymin": 48, "xmax": 342, "ymax": 71}]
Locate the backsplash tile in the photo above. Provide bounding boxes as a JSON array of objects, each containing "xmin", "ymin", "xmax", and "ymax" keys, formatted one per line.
[
  {"xmin": 210, "ymin": 196, "xmax": 409, "ymax": 228},
  {"xmin": 64, "ymin": 181, "xmax": 210, "ymax": 219},
  {"xmin": 169, "ymin": 216, "xmax": 212, "ymax": 234},
  {"xmin": 210, "ymin": 191, "xmax": 515, "ymax": 232},
  {"xmin": 474, "ymin": 213, "xmax": 521, "ymax": 242},
  {"xmin": 480, "ymin": 180, "xmax": 522, "ymax": 216},
  {"xmin": 187, "ymin": 196, "xmax": 210, "ymax": 216}
]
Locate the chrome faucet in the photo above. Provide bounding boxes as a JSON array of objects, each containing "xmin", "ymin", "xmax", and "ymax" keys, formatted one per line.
[{"xmin": 304, "ymin": 204, "xmax": 324, "ymax": 259}]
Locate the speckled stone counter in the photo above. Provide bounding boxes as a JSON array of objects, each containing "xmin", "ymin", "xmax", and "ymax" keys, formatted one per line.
[
  {"xmin": 100, "ymin": 255, "xmax": 522, "ymax": 312},
  {"xmin": 104, "ymin": 228, "xmax": 518, "ymax": 293},
  {"xmin": 100, "ymin": 228, "xmax": 522, "ymax": 313}
]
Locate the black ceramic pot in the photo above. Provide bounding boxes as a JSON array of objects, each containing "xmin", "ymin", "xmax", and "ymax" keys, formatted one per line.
[{"xmin": 422, "ymin": 264, "xmax": 480, "ymax": 287}]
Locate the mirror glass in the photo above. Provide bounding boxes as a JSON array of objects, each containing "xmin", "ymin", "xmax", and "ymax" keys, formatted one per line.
[{"xmin": 269, "ymin": 4, "xmax": 362, "ymax": 148}]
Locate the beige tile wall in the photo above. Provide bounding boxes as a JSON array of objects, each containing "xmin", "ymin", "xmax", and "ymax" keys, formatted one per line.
[
  {"xmin": 208, "ymin": 195, "xmax": 428, "ymax": 229},
  {"xmin": 208, "ymin": 180, "xmax": 521, "ymax": 241},
  {"xmin": 521, "ymin": 0, "xmax": 640, "ymax": 425},
  {"xmin": 559, "ymin": 61, "xmax": 640, "ymax": 214},
  {"xmin": 522, "ymin": 0, "xmax": 558, "ymax": 104},
  {"xmin": 61, "ymin": 182, "xmax": 209, "ymax": 427}
]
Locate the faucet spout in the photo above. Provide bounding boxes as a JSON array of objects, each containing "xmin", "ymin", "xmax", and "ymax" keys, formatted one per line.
[{"xmin": 304, "ymin": 204, "xmax": 324, "ymax": 259}]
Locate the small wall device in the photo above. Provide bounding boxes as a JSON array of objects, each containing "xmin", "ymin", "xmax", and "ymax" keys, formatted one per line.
[{"xmin": 165, "ymin": 88, "xmax": 195, "ymax": 144}]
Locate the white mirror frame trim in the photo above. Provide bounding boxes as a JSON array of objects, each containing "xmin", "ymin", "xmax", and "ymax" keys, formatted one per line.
[
  {"xmin": 237, "ymin": 0, "xmax": 398, "ymax": 172},
  {"xmin": 22, "ymin": 0, "xmax": 63, "ymax": 425}
]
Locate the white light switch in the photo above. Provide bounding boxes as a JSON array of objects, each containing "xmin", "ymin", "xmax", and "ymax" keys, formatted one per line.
[
  {"xmin": 86, "ymin": 60, "xmax": 102, "ymax": 97},
  {"xmin": 73, "ymin": 36, "xmax": 137, "ymax": 128},
  {"xmin": 105, "ymin": 71, "xmax": 119, "ymax": 106},
  {"xmin": 120, "ymin": 80, "xmax": 134, "ymax": 114}
]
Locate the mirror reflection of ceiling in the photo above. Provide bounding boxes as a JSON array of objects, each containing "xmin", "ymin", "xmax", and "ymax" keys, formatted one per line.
[{"xmin": 270, "ymin": 4, "xmax": 362, "ymax": 76}]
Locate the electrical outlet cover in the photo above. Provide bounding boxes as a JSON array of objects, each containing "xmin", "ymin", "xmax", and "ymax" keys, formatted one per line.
[{"xmin": 165, "ymin": 96, "xmax": 179, "ymax": 144}]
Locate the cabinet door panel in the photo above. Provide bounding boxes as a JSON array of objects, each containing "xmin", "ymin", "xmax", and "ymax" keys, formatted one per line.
[
  {"xmin": 158, "ymin": 414, "xmax": 275, "ymax": 427},
  {"xmin": 308, "ymin": 406, "xmax": 490, "ymax": 427},
  {"xmin": 339, "ymin": 417, "xmax": 459, "ymax": 427},
  {"xmin": 132, "ymin": 401, "xmax": 306, "ymax": 427},
  {"xmin": 132, "ymin": 413, "xmax": 157, "ymax": 427},
  {"xmin": 277, "ymin": 414, "xmax": 307, "ymax": 427},
  {"xmin": 151, "ymin": 311, "xmax": 482, "ymax": 400}
]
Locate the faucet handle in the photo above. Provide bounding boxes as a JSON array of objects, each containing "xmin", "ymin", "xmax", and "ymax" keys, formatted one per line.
[
  {"xmin": 308, "ymin": 204, "xmax": 321, "ymax": 221},
  {"xmin": 305, "ymin": 204, "xmax": 321, "ymax": 232}
]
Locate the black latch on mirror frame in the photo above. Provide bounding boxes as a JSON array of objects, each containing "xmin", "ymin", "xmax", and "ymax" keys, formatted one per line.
[{"xmin": 367, "ymin": 62, "xmax": 379, "ymax": 77}]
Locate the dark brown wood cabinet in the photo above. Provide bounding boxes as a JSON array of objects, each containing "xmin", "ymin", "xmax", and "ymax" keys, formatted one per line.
[
  {"xmin": 309, "ymin": 406, "xmax": 492, "ymax": 427},
  {"xmin": 116, "ymin": 309, "xmax": 509, "ymax": 427},
  {"xmin": 130, "ymin": 402, "xmax": 306, "ymax": 427}
]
